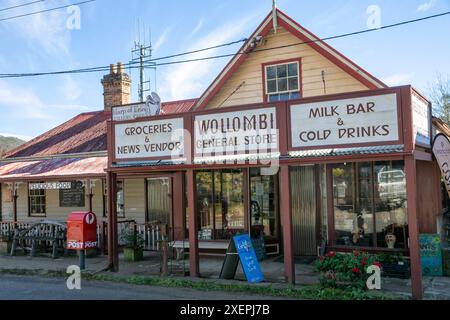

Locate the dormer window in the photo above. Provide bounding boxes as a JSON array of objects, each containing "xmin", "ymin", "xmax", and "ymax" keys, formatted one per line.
[{"xmin": 264, "ymin": 60, "xmax": 301, "ymax": 102}]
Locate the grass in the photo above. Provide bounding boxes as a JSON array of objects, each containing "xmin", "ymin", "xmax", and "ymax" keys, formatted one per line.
[{"xmin": 0, "ymin": 267, "xmax": 405, "ymax": 300}]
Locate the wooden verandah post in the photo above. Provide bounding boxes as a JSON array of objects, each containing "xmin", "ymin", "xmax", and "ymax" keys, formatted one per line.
[
  {"xmin": 405, "ymin": 155, "xmax": 423, "ymax": 300},
  {"xmin": 107, "ymin": 171, "xmax": 119, "ymax": 272},
  {"xmin": 280, "ymin": 164, "xmax": 294, "ymax": 284},
  {"xmin": 186, "ymin": 169, "xmax": 199, "ymax": 277},
  {"xmin": 12, "ymin": 182, "xmax": 18, "ymax": 224}
]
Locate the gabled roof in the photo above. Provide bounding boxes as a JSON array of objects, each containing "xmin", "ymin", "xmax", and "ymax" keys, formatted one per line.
[
  {"xmin": 3, "ymin": 110, "xmax": 110, "ymax": 159},
  {"xmin": 194, "ymin": 9, "xmax": 386, "ymax": 111},
  {"xmin": 3, "ymin": 100, "xmax": 196, "ymax": 160}
]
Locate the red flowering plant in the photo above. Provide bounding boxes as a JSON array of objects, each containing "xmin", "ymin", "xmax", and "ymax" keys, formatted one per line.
[{"xmin": 314, "ymin": 250, "xmax": 379, "ymax": 290}]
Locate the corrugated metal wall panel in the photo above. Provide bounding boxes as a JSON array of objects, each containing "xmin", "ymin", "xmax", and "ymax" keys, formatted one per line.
[
  {"xmin": 147, "ymin": 178, "xmax": 171, "ymax": 224},
  {"xmin": 291, "ymin": 166, "xmax": 317, "ymax": 256}
]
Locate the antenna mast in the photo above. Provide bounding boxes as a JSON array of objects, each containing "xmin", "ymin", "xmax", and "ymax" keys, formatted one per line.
[{"xmin": 131, "ymin": 20, "xmax": 156, "ymax": 102}]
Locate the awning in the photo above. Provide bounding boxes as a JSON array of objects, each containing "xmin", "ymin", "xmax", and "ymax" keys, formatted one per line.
[
  {"xmin": 0, "ymin": 156, "xmax": 107, "ymax": 181},
  {"xmin": 288, "ymin": 145, "xmax": 405, "ymax": 159}
]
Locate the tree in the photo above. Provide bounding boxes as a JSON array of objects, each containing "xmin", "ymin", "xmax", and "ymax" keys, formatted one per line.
[{"xmin": 430, "ymin": 73, "xmax": 450, "ymax": 125}]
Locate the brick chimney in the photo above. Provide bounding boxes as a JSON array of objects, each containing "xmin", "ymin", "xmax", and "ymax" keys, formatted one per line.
[{"xmin": 101, "ymin": 62, "xmax": 131, "ymax": 110}]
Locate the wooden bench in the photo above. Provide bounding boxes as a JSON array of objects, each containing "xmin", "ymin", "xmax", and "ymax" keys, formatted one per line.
[
  {"xmin": 169, "ymin": 240, "xmax": 280, "ymax": 260},
  {"xmin": 169, "ymin": 240, "xmax": 229, "ymax": 260}
]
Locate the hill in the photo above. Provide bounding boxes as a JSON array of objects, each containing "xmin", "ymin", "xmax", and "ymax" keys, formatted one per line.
[{"xmin": 0, "ymin": 135, "xmax": 26, "ymax": 158}]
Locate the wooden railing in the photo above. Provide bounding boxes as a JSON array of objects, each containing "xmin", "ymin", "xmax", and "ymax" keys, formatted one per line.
[
  {"xmin": 0, "ymin": 222, "xmax": 32, "ymax": 242},
  {"xmin": 1, "ymin": 219, "xmax": 165, "ymax": 255},
  {"xmin": 96, "ymin": 220, "xmax": 165, "ymax": 254}
]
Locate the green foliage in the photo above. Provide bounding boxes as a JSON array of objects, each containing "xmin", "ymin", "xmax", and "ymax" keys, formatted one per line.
[
  {"xmin": 119, "ymin": 228, "xmax": 145, "ymax": 249},
  {"xmin": 314, "ymin": 250, "xmax": 381, "ymax": 290}
]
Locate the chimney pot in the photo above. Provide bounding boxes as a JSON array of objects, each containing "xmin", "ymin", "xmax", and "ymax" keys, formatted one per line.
[
  {"xmin": 117, "ymin": 62, "xmax": 124, "ymax": 74},
  {"xmin": 102, "ymin": 62, "xmax": 131, "ymax": 110}
]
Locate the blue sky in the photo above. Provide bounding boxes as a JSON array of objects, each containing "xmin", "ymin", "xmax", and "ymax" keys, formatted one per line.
[{"xmin": 0, "ymin": 0, "xmax": 449, "ymax": 140}]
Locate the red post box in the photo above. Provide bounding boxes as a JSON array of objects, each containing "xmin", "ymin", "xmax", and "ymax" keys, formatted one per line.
[{"xmin": 67, "ymin": 211, "xmax": 98, "ymax": 250}]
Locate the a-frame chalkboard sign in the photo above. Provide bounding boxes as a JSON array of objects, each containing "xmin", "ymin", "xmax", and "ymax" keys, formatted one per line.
[{"xmin": 219, "ymin": 234, "xmax": 264, "ymax": 283}]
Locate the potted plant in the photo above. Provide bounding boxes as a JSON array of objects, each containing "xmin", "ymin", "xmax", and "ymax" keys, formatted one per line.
[
  {"xmin": 377, "ymin": 253, "xmax": 411, "ymax": 279},
  {"xmin": 120, "ymin": 228, "xmax": 144, "ymax": 262}
]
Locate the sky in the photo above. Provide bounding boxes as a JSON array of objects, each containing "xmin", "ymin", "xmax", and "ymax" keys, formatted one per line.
[{"xmin": 0, "ymin": 0, "xmax": 449, "ymax": 141}]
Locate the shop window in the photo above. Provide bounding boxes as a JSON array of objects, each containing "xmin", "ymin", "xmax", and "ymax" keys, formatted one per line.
[
  {"xmin": 249, "ymin": 168, "xmax": 278, "ymax": 238},
  {"xmin": 196, "ymin": 170, "xmax": 245, "ymax": 240},
  {"xmin": 103, "ymin": 180, "xmax": 125, "ymax": 218},
  {"xmin": 117, "ymin": 180, "xmax": 125, "ymax": 218},
  {"xmin": 374, "ymin": 161, "xmax": 408, "ymax": 249},
  {"xmin": 264, "ymin": 61, "xmax": 300, "ymax": 102},
  {"xmin": 28, "ymin": 182, "xmax": 46, "ymax": 217},
  {"xmin": 332, "ymin": 161, "xmax": 408, "ymax": 249}
]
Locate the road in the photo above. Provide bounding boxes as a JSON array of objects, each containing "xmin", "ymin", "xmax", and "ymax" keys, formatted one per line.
[{"xmin": 0, "ymin": 274, "xmax": 286, "ymax": 300}]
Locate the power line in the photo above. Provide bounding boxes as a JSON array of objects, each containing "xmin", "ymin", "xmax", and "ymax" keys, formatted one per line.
[
  {"xmin": 146, "ymin": 10, "xmax": 450, "ymax": 67},
  {"xmin": 0, "ymin": 0, "xmax": 95, "ymax": 22},
  {"xmin": 1, "ymin": 10, "xmax": 449, "ymax": 78},
  {"xmin": 0, "ymin": 38, "xmax": 248, "ymax": 78},
  {"xmin": 0, "ymin": 0, "xmax": 45, "ymax": 13}
]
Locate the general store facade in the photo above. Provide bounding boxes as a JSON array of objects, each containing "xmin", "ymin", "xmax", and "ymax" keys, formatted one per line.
[{"xmin": 104, "ymin": 9, "xmax": 440, "ymax": 300}]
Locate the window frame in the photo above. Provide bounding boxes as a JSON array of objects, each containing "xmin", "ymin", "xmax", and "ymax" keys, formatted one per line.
[
  {"xmin": 28, "ymin": 182, "xmax": 46, "ymax": 217},
  {"xmin": 103, "ymin": 179, "xmax": 126, "ymax": 219},
  {"xmin": 327, "ymin": 161, "xmax": 409, "ymax": 253},
  {"xmin": 262, "ymin": 58, "xmax": 302, "ymax": 103}
]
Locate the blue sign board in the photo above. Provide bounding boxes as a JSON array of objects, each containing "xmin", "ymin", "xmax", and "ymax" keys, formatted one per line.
[
  {"xmin": 420, "ymin": 233, "xmax": 443, "ymax": 277},
  {"xmin": 233, "ymin": 234, "xmax": 264, "ymax": 283}
]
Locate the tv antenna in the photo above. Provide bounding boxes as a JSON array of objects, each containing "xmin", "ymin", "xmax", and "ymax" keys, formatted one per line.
[{"xmin": 131, "ymin": 18, "xmax": 156, "ymax": 102}]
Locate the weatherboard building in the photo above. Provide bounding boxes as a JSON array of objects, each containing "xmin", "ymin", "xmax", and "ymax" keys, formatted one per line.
[{"xmin": 0, "ymin": 9, "xmax": 446, "ymax": 300}]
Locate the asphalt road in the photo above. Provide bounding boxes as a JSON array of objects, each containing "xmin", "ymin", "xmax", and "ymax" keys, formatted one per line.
[{"xmin": 0, "ymin": 274, "xmax": 285, "ymax": 300}]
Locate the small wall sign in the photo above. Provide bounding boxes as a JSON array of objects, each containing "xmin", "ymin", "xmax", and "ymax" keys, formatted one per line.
[
  {"xmin": 432, "ymin": 133, "xmax": 450, "ymax": 197},
  {"xmin": 419, "ymin": 233, "xmax": 443, "ymax": 277}
]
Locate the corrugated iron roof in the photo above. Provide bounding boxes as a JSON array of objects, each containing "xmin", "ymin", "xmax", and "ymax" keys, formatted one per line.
[
  {"xmin": 288, "ymin": 145, "xmax": 405, "ymax": 158},
  {"xmin": 194, "ymin": 152, "xmax": 280, "ymax": 164},
  {"xmin": 4, "ymin": 110, "xmax": 110, "ymax": 159},
  {"xmin": 4, "ymin": 99, "xmax": 197, "ymax": 160},
  {"xmin": 0, "ymin": 157, "xmax": 107, "ymax": 181},
  {"xmin": 161, "ymin": 98, "xmax": 198, "ymax": 115}
]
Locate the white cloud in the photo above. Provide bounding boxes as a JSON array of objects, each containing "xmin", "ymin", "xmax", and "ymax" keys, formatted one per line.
[
  {"xmin": 1, "ymin": 0, "xmax": 72, "ymax": 59},
  {"xmin": 158, "ymin": 14, "xmax": 257, "ymax": 101},
  {"xmin": 417, "ymin": 0, "xmax": 437, "ymax": 12},
  {"xmin": 0, "ymin": 80, "xmax": 93, "ymax": 120},
  {"xmin": 153, "ymin": 28, "xmax": 171, "ymax": 53},
  {"xmin": 189, "ymin": 18, "xmax": 204, "ymax": 38},
  {"xmin": 382, "ymin": 72, "xmax": 415, "ymax": 86},
  {"xmin": 59, "ymin": 75, "xmax": 82, "ymax": 101},
  {"xmin": 0, "ymin": 80, "xmax": 51, "ymax": 120}
]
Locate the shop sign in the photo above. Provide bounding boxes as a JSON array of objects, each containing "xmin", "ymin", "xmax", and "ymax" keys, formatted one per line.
[
  {"xmin": 29, "ymin": 182, "xmax": 72, "ymax": 190},
  {"xmin": 112, "ymin": 92, "xmax": 161, "ymax": 121},
  {"xmin": 114, "ymin": 117, "xmax": 184, "ymax": 160},
  {"xmin": 412, "ymin": 94, "xmax": 431, "ymax": 147},
  {"xmin": 432, "ymin": 133, "xmax": 450, "ymax": 196},
  {"xmin": 419, "ymin": 233, "xmax": 443, "ymax": 277},
  {"xmin": 219, "ymin": 234, "xmax": 264, "ymax": 283},
  {"xmin": 194, "ymin": 107, "xmax": 278, "ymax": 156},
  {"xmin": 290, "ymin": 93, "xmax": 399, "ymax": 149}
]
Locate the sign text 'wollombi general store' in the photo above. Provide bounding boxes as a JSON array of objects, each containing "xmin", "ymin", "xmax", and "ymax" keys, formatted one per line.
[
  {"xmin": 289, "ymin": 93, "xmax": 400, "ymax": 149},
  {"xmin": 194, "ymin": 107, "xmax": 278, "ymax": 156}
]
